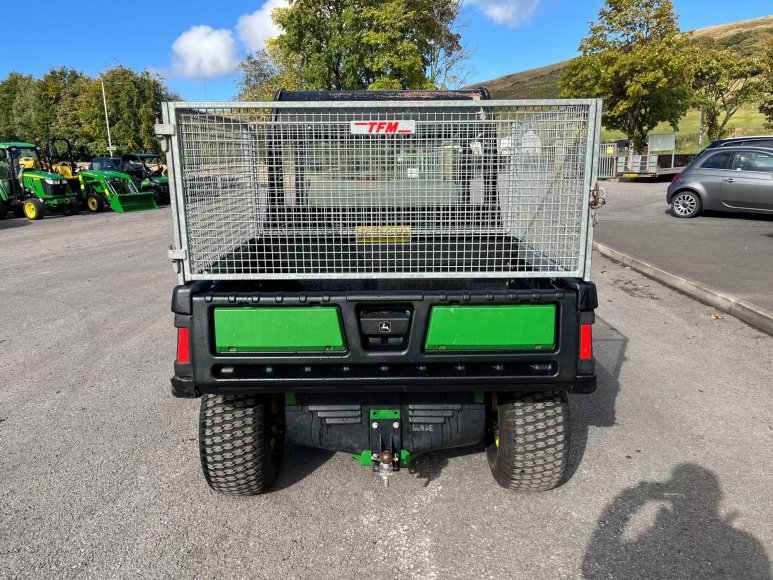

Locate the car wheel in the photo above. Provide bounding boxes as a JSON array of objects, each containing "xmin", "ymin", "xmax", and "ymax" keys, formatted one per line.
[{"xmin": 671, "ymin": 191, "xmax": 701, "ymax": 218}]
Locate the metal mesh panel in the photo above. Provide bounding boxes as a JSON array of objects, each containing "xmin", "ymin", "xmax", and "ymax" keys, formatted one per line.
[{"xmin": 169, "ymin": 100, "xmax": 598, "ymax": 280}]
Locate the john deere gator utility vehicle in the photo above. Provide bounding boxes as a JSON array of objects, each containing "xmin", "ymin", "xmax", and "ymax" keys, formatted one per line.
[
  {"xmin": 0, "ymin": 142, "xmax": 79, "ymax": 220},
  {"xmin": 47, "ymin": 139, "xmax": 157, "ymax": 212},
  {"xmin": 158, "ymin": 89, "xmax": 602, "ymax": 494},
  {"xmin": 91, "ymin": 153, "xmax": 169, "ymax": 205}
]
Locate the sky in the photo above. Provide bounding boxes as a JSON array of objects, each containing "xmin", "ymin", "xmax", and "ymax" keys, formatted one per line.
[{"xmin": 2, "ymin": 1, "xmax": 771, "ymax": 101}]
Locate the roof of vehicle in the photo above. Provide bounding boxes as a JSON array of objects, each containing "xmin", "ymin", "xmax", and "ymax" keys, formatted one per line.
[
  {"xmin": 701, "ymin": 145, "xmax": 773, "ymax": 152},
  {"xmin": 0, "ymin": 142, "xmax": 36, "ymax": 149},
  {"xmin": 707, "ymin": 135, "xmax": 773, "ymax": 148},
  {"xmin": 123, "ymin": 153, "xmax": 160, "ymax": 160}
]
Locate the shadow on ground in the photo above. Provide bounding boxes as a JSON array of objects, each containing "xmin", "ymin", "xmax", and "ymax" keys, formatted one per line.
[
  {"xmin": 272, "ymin": 442, "xmax": 335, "ymax": 492},
  {"xmin": 582, "ymin": 464, "xmax": 771, "ymax": 579},
  {"xmin": 0, "ymin": 218, "xmax": 29, "ymax": 230},
  {"xmin": 408, "ymin": 444, "xmax": 481, "ymax": 487}
]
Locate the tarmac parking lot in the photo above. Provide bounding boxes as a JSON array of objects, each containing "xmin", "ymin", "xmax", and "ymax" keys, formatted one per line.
[{"xmin": 1, "ymin": 208, "xmax": 771, "ymax": 579}]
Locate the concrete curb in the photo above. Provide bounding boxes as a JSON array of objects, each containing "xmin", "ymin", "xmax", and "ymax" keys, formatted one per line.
[{"xmin": 593, "ymin": 242, "xmax": 773, "ymax": 336}]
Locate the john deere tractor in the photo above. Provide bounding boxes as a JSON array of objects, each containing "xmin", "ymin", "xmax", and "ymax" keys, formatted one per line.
[
  {"xmin": 0, "ymin": 142, "xmax": 80, "ymax": 220},
  {"xmin": 90, "ymin": 153, "xmax": 169, "ymax": 205},
  {"xmin": 47, "ymin": 139, "xmax": 157, "ymax": 213}
]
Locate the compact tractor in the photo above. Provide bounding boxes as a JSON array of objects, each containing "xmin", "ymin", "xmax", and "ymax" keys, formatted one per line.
[
  {"xmin": 90, "ymin": 153, "xmax": 169, "ymax": 205},
  {"xmin": 46, "ymin": 139, "xmax": 157, "ymax": 213},
  {"xmin": 0, "ymin": 142, "xmax": 79, "ymax": 220}
]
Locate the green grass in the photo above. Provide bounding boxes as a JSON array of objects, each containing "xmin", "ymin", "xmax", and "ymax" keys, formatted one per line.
[{"xmin": 600, "ymin": 104, "xmax": 769, "ymax": 152}]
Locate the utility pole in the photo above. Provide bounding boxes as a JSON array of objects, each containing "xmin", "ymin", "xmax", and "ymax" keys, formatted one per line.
[
  {"xmin": 698, "ymin": 109, "xmax": 705, "ymax": 152},
  {"xmin": 101, "ymin": 81, "xmax": 116, "ymax": 155}
]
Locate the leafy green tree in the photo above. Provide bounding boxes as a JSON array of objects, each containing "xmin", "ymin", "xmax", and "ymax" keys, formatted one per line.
[
  {"xmin": 270, "ymin": 0, "xmax": 467, "ymax": 90},
  {"xmin": 759, "ymin": 40, "xmax": 773, "ymax": 129},
  {"xmin": 76, "ymin": 67, "xmax": 174, "ymax": 155},
  {"xmin": 559, "ymin": 0, "xmax": 694, "ymax": 152},
  {"xmin": 31, "ymin": 67, "xmax": 88, "ymax": 143},
  {"xmin": 236, "ymin": 44, "xmax": 303, "ymax": 101},
  {"xmin": 0, "ymin": 73, "xmax": 33, "ymax": 141},
  {"xmin": 693, "ymin": 50, "xmax": 764, "ymax": 141}
]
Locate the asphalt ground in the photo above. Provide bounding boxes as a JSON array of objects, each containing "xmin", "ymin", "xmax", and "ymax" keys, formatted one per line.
[
  {"xmin": 594, "ymin": 180, "xmax": 773, "ymax": 316},
  {"xmin": 1, "ymin": 209, "xmax": 772, "ymax": 579}
]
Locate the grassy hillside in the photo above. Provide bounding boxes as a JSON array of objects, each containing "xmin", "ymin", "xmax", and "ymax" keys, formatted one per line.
[
  {"xmin": 600, "ymin": 104, "xmax": 769, "ymax": 152},
  {"xmin": 473, "ymin": 15, "xmax": 773, "ymax": 100}
]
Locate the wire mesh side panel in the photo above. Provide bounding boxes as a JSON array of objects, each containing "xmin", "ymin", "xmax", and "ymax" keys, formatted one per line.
[{"xmin": 172, "ymin": 101, "xmax": 595, "ymax": 279}]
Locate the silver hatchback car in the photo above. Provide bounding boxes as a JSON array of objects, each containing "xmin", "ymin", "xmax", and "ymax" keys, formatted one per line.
[{"xmin": 666, "ymin": 146, "xmax": 773, "ymax": 218}]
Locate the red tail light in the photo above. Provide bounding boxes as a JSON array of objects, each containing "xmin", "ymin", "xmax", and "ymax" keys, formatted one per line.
[
  {"xmin": 579, "ymin": 324, "xmax": 593, "ymax": 360},
  {"xmin": 177, "ymin": 328, "xmax": 190, "ymax": 364}
]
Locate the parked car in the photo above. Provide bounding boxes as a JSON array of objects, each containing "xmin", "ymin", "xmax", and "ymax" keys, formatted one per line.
[
  {"xmin": 666, "ymin": 146, "xmax": 773, "ymax": 218},
  {"xmin": 704, "ymin": 135, "xmax": 773, "ymax": 150}
]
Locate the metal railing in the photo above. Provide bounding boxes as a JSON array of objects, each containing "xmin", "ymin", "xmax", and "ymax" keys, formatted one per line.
[{"xmin": 160, "ymin": 99, "xmax": 601, "ymax": 282}]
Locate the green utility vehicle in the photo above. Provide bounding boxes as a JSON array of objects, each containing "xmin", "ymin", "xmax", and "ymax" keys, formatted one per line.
[
  {"xmin": 0, "ymin": 142, "xmax": 79, "ymax": 220},
  {"xmin": 159, "ymin": 89, "xmax": 601, "ymax": 494},
  {"xmin": 91, "ymin": 153, "xmax": 170, "ymax": 205},
  {"xmin": 46, "ymin": 139, "xmax": 158, "ymax": 213}
]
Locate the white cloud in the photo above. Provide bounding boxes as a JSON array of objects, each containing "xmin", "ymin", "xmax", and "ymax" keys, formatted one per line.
[
  {"xmin": 170, "ymin": 25, "xmax": 239, "ymax": 79},
  {"xmin": 237, "ymin": 0, "xmax": 288, "ymax": 53},
  {"xmin": 464, "ymin": 0, "xmax": 540, "ymax": 27}
]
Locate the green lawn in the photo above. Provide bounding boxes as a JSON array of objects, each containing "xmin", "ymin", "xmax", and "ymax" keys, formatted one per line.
[{"xmin": 600, "ymin": 103, "xmax": 770, "ymax": 152}]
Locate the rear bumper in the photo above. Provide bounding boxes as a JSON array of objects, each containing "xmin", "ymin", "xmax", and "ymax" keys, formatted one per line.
[{"xmin": 171, "ymin": 281, "xmax": 597, "ymax": 396}]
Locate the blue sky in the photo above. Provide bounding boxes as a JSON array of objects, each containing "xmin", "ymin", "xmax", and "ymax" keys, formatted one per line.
[{"xmin": 2, "ymin": 1, "xmax": 771, "ymax": 101}]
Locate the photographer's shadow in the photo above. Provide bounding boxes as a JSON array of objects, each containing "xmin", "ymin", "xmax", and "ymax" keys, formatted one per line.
[{"xmin": 582, "ymin": 463, "xmax": 771, "ymax": 579}]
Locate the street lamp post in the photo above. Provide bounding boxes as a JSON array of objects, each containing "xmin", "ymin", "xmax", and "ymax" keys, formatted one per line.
[{"xmin": 101, "ymin": 81, "xmax": 116, "ymax": 155}]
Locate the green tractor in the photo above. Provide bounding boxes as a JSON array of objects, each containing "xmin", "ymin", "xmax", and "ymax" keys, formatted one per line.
[
  {"xmin": 0, "ymin": 142, "xmax": 80, "ymax": 220},
  {"xmin": 46, "ymin": 139, "xmax": 158, "ymax": 213},
  {"xmin": 90, "ymin": 153, "xmax": 169, "ymax": 205}
]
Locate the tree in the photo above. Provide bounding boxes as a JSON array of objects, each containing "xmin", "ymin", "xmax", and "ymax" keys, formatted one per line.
[
  {"xmin": 0, "ymin": 73, "xmax": 33, "ymax": 141},
  {"xmin": 236, "ymin": 44, "xmax": 303, "ymax": 101},
  {"xmin": 693, "ymin": 50, "xmax": 764, "ymax": 141},
  {"xmin": 269, "ymin": 0, "xmax": 468, "ymax": 91},
  {"xmin": 76, "ymin": 67, "xmax": 173, "ymax": 155},
  {"xmin": 759, "ymin": 40, "xmax": 773, "ymax": 129},
  {"xmin": 559, "ymin": 0, "xmax": 694, "ymax": 152}
]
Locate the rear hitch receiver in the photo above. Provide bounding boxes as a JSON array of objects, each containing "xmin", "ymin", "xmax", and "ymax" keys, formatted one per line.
[
  {"xmin": 371, "ymin": 416, "xmax": 401, "ymax": 488},
  {"xmin": 377, "ymin": 449, "xmax": 396, "ymax": 488}
]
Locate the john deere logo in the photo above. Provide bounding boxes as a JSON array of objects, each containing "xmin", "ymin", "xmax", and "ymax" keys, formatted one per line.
[{"xmin": 379, "ymin": 321, "xmax": 392, "ymax": 333}]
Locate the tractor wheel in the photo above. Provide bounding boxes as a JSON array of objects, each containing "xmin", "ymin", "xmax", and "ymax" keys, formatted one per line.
[
  {"xmin": 486, "ymin": 391, "xmax": 569, "ymax": 491},
  {"xmin": 199, "ymin": 394, "xmax": 284, "ymax": 495},
  {"xmin": 85, "ymin": 193, "xmax": 104, "ymax": 213},
  {"xmin": 60, "ymin": 199, "xmax": 80, "ymax": 216},
  {"xmin": 0, "ymin": 200, "xmax": 7, "ymax": 219},
  {"xmin": 22, "ymin": 199, "xmax": 45, "ymax": 221},
  {"xmin": 149, "ymin": 187, "xmax": 163, "ymax": 206}
]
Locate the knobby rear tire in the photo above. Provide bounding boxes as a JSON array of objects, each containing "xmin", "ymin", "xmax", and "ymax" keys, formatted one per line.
[
  {"xmin": 486, "ymin": 391, "xmax": 570, "ymax": 491},
  {"xmin": 199, "ymin": 394, "xmax": 284, "ymax": 496}
]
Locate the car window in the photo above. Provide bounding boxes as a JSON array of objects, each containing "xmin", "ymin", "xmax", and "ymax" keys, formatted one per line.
[
  {"xmin": 745, "ymin": 140, "xmax": 773, "ymax": 149},
  {"xmin": 731, "ymin": 152, "xmax": 773, "ymax": 173},
  {"xmin": 700, "ymin": 152, "xmax": 731, "ymax": 170}
]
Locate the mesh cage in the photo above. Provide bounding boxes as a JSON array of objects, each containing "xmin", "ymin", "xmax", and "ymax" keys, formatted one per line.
[{"xmin": 165, "ymin": 100, "xmax": 599, "ymax": 280}]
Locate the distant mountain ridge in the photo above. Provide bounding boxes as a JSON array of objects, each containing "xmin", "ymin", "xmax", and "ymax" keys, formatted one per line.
[{"xmin": 470, "ymin": 15, "xmax": 773, "ymax": 99}]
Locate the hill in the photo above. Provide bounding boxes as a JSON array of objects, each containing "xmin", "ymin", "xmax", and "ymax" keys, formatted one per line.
[{"xmin": 472, "ymin": 15, "xmax": 773, "ymax": 99}]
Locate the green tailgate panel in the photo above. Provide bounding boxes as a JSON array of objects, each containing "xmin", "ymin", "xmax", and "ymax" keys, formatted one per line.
[
  {"xmin": 425, "ymin": 305, "xmax": 556, "ymax": 351},
  {"xmin": 214, "ymin": 307, "xmax": 346, "ymax": 353}
]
